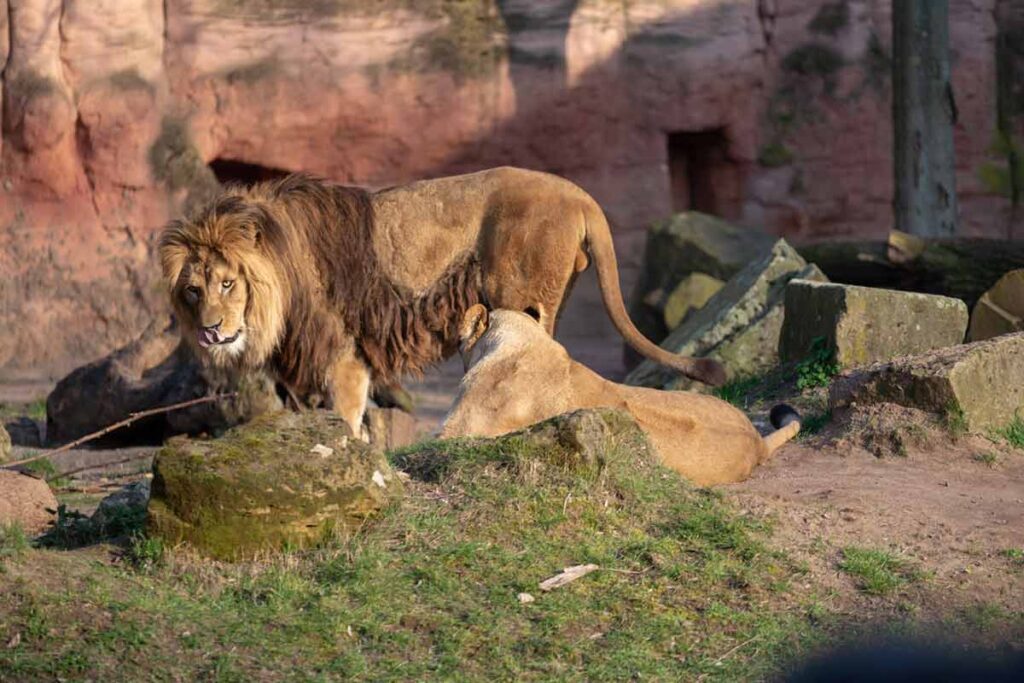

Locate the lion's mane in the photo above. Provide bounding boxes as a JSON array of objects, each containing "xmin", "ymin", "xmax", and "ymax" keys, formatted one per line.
[{"xmin": 159, "ymin": 174, "xmax": 483, "ymax": 402}]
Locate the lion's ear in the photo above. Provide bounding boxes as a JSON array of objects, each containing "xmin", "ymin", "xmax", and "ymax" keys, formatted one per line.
[{"xmin": 158, "ymin": 222, "xmax": 190, "ymax": 285}]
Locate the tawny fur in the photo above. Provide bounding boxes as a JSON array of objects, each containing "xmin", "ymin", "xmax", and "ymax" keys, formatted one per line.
[
  {"xmin": 441, "ymin": 307, "xmax": 800, "ymax": 487},
  {"xmin": 158, "ymin": 168, "xmax": 724, "ymax": 435}
]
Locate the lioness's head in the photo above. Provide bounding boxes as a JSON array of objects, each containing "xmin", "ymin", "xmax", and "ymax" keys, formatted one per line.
[{"xmin": 158, "ymin": 195, "xmax": 286, "ymax": 367}]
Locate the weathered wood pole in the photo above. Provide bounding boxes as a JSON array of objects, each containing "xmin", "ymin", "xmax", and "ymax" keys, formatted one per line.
[{"xmin": 892, "ymin": 0, "xmax": 959, "ymax": 237}]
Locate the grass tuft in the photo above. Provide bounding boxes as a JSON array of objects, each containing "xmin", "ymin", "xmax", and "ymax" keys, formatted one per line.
[
  {"xmin": 995, "ymin": 413, "xmax": 1024, "ymax": 449},
  {"xmin": 796, "ymin": 337, "xmax": 839, "ymax": 390},
  {"xmin": 838, "ymin": 547, "xmax": 921, "ymax": 596}
]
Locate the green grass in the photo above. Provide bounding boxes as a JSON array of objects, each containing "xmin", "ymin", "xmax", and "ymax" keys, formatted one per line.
[
  {"xmin": 1003, "ymin": 548, "xmax": 1024, "ymax": 567},
  {"xmin": 0, "ymin": 432, "xmax": 830, "ymax": 681},
  {"xmin": 795, "ymin": 337, "xmax": 840, "ymax": 391},
  {"xmin": 800, "ymin": 411, "xmax": 832, "ymax": 436},
  {"xmin": 838, "ymin": 547, "xmax": 921, "ymax": 596},
  {"xmin": 995, "ymin": 413, "xmax": 1024, "ymax": 449},
  {"xmin": 713, "ymin": 375, "xmax": 763, "ymax": 408},
  {"xmin": 1, "ymin": 523, "xmax": 30, "ymax": 561},
  {"xmin": 946, "ymin": 404, "xmax": 969, "ymax": 439}
]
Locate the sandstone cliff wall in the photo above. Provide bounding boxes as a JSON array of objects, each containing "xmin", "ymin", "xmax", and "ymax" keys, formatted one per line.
[{"xmin": 1, "ymin": 0, "xmax": 1022, "ymax": 378}]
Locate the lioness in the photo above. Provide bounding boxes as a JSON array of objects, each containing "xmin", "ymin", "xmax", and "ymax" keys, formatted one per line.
[
  {"xmin": 440, "ymin": 306, "xmax": 800, "ymax": 486},
  {"xmin": 159, "ymin": 168, "xmax": 725, "ymax": 436}
]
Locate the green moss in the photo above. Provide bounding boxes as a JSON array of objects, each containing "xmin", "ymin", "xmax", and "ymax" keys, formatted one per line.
[
  {"xmin": 414, "ymin": 0, "xmax": 505, "ymax": 79},
  {"xmin": 5, "ymin": 71, "xmax": 60, "ymax": 112},
  {"xmin": 148, "ymin": 412, "xmax": 400, "ymax": 560},
  {"xmin": 861, "ymin": 31, "xmax": 891, "ymax": 94},
  {"xmin": 148, "ymin": 116, "xmax": 221, "ymax": 211},
  {"xmin": 808, "ymin": 1, "xmax": 850, "ymax": 37},
  {"xmin": 758, "ymin": 141, "xmax": 794, "ymax": 168},
  {"xmin": 782, "ymin": 43, "xmax": 844, "ymax": 95}
]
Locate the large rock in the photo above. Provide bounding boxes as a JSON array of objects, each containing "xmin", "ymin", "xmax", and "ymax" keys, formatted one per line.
[
  {"xmin": 364, "ymin": 408, "xmax": 423, "ymax": 452},
  {"xmin": 46, "ymin": 321, "xmax": 282, "ymax": 447},
  {"xmin": 662, "ymin": 273, "xmax": 725, "ymax": 330},
  {"xmin": 148, "ymin": 411, "xmax": 402, "ymax": 560},
  {"xmin": 0, "ymin": 424, "xmax": 10, "ymax": 463},
  {"xmin": 628, "ymin": 212, "xmax": 776, "ymax": 346},
  {"xmin": 968, "ymin": 269, "xmax": 1024, "ymax": 342},
  {"xmin": 0, "ymin": 471, "xmax": 58, "ymax": 536},
  {"xmin": 396, "ymin": 408, "xmax": 655, "ymax": 481},
  {"xmin": 829, "ymin": 333, "xmax": 1024, "ymax": 432},
  {"xmin": 780, "ymin": 280, "xmax": 969, "ymax": 369},
  {"xmin": 625, "ymin": 239, "xmax": 827, "ymax": 389}
]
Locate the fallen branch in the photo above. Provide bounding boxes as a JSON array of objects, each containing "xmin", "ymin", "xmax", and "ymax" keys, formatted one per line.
[
  {"xmin": 1, "ymin": 393, "xmax": 237, "ymax": 471},
  {"xmin": 56, "ymin": 452, "xmax": 157, "ymax": 481},
  {"xmin": 539, "ymin": 564, "xmax": 600, "ymax": 591}
]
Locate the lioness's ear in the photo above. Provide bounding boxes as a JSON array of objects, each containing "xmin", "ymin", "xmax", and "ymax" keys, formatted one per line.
[
  {"xmin": 158, "ymin": 222, "xmax": 190, "ymax": 285},
  {"xmin": 459, "ymin": 304, "xmax": 489, "ymax": 371},
  {"xmin": 460, "ymin": 304, "xmax": 489, "ymax": 345}
]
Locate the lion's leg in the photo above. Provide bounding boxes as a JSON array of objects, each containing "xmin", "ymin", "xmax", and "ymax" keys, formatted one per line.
[{"xmin": 326, "ymin": 352, "xmax": 371, "ymax": 441}]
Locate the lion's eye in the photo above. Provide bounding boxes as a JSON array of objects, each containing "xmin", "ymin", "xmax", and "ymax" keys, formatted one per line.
[{"xmin": 221, "ymin": 280, "xmax": 234, "ymax": 291}]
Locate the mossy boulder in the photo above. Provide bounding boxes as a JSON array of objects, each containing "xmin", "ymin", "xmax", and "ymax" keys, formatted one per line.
[
  {"xmin": 148, "ymin": 411, "xmax": 402, "ymax": 560},
  {"xmin": 627, "ymin": 212, "xmax": 776, "ymax": 349},
  {"xmin": 626, "ymin": 239, "xmax": 826, "ymax": 390},
  {"xmin": 396, "ymin": 409, "xmax": 655, "ymax": 483},
  {"xmin": 967, "ymin": 269, "xmax": 1024, "ymax": 342},
  {"xmin": 828, "ymin": 333, "xmax": 1024, "ymax": 432},
  {"xmin": 780, "ymin": 280, "xmax": 968, "ymax": 369}
]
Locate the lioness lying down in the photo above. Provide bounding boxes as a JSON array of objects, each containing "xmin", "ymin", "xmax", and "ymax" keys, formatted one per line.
[{"xmin": 440, "ymin": 306, "xmax": 801, "ymax": 486}]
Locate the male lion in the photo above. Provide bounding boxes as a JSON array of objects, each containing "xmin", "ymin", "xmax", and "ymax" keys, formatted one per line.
[
  {"xmin": 440, "ymin": 306, "xmax": 800, "ymax": 486},
  {"xmin": 159, "ymin": 168, "xmax": 725, "ymax": 437}
]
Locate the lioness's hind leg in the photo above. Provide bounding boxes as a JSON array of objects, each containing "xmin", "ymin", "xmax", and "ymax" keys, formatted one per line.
[{"xmin": 326, "ymin": 352, "xmax": 371, "ymax": 441}]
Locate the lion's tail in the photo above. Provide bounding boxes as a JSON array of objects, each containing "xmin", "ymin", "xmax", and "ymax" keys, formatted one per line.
[
  {"xmin": 581, "ymin": 202, "xmax": 726, "ymax": 386},
  {"xmin": 762, "ymin": 403, "xmax": 802, "ymax": 459}
]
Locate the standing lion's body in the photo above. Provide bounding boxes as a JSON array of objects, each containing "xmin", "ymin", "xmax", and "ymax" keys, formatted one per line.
[{"xmin": 159, "ymin": 167, "xmax": 723, "ymax": 436}]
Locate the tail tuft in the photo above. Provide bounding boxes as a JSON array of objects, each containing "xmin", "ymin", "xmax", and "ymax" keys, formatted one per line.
[
  {"xmin": 769, "ymin": 403, "xmax": 801, "ymax": 429},
  {"xmin": 693, "ymin": 357, "xmax": 728, "ymax": 387}
]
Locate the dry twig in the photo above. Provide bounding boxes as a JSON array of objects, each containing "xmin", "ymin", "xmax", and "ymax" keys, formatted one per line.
[{"xmin": 1, "ymin": 393, "xmax": 237, "ymax": 471}]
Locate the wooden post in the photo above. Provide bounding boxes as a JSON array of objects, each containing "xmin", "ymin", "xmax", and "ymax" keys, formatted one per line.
[{"xmin": 892, "ymin": 0, "xmax": 959, "ymax": 237}]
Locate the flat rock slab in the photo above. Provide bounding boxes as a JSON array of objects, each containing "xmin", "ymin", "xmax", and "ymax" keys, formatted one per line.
[
  {"xmin": 626, "ymin": 239, "xmax": 826, "ymax": 389},
  {"xmin": 663, "ymin": 273, "xmax": 724, "ymax": 330},
  {"xmin": 829, "ymin": 333, "xmax": 1024, "ymax": 432},
  {"xmin": 968, "ymin": 269, "xmax": 1024, "ymax": 342},
  {"xmin": 148, "ymin": 411, "xmax": 402, "ymax": 560},
  {"xmin": 780, "ymin": 280, "xmax": 968, "ymax": 369},
  {"xmin": 0, "ymin": 471, "xmax": 58, "ymax": 536}
]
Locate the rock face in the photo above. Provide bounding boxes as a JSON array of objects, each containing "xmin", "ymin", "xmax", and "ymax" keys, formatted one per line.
[
  {"xmin": 364, "ymin": 408, "xmax": 423, "ymax": 452},
  {"xmin": 628, "ymin": 212, "xmax": 776, "ymax": 345},
  {"xmin": 46, "ymin": 321, "xmax": 282, "ymax": 447},
  {"xmin": 829, "ymin": 333, "xmax": 1024, "ymax": 433},
  {"xmin": 148, "ymin": 411, "xmax": 402, "ymax": 560},
  {"xmin": 968, "ymin": 269, "xmax": 1024, "ymax": 342},
  {"xmin": 1, "ymin": 1, "xmax": 1019, "ymax": 380},
  {"xmin": 0, "ymin": 471, "xmax": 58, "ymax": 536},
  {"xmin": 780, "ymin": 281, "xmax": 969, "ymax": 369},
  {"xmin": 625, "ymin": 239, "xmax": 826, "ymax": 389}
]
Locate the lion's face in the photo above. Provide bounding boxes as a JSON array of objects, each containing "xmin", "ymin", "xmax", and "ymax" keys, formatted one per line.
[
  {"xmin": 159, "ymin": 197, "xmax": 286, "ymax": 368},
  {"xmin": 173, "ymin": 250, "xmax": 250, "ymax": 359}
]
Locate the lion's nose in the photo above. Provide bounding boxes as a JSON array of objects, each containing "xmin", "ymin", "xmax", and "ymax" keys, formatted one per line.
[{"xmin": 202, "ymin": 320, "xmax": 223, "ymax": 332}]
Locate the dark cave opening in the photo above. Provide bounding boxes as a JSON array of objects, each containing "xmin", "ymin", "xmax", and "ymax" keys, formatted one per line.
[{"xmin": 209, "ymin": 158, "xmax": 292, "ymax": 186}]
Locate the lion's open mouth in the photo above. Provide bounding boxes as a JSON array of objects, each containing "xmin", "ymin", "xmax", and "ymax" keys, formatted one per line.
[{"xmin": 197, "ymin": 328, "xmax": 241, "ymax": 349}]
